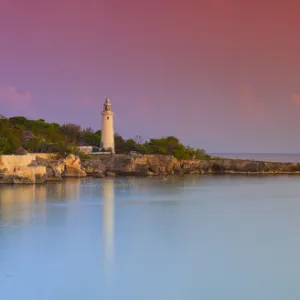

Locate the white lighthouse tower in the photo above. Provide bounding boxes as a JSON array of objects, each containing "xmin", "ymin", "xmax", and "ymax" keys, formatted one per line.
[{"xmin": 101, "ymin": 97, "xmax": 115, "ymax": 153}]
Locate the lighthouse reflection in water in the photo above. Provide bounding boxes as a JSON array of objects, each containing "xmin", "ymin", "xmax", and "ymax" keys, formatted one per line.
[{"xmin": 101, "ymin": 178, "xmax": 115, "ymax": 273}]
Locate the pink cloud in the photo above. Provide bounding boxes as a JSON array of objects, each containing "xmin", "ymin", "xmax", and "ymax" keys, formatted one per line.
[
  {"xmin": 0, "ymin": 85, "xmax": 31, "ymax": 108},
  {"xmin": 292, "ymin": 93, "xmax": 300, "ymax": 104}
]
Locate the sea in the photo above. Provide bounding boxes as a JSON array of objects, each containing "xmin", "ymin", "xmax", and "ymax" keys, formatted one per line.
[
  {"xmin": 1, "ymin": 154, "xmax": 300, "ymax": 300},
  {"xmin": 211, "ymin": 153, "xmax": 300, "ymax": 163}
]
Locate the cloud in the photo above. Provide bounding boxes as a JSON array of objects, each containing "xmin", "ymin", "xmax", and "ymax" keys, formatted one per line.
[
  {"xmin": 0, "ymin": 84, "xmax": 32, "ymax": 116},
  {"xmin": 292, "ymin": 93, "xmax": 300, "ymax": 104},
  {"xmin": 0, "ymin": 84, "xmax": 31, "ymax": 107},
  {"xmin": 237, "ymin": 85, "xmax": 264, "ymax": 119}
]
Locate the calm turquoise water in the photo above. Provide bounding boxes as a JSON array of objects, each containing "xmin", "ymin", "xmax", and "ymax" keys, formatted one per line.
[{"xmin": 1, "ymin": 175, "xmax": 300, "ymax": 300}]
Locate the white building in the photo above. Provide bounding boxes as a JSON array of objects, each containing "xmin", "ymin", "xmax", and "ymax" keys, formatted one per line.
[
  {"xmin": 77, "ymin": 146, "xmax": 93, "ymax": 154},
  {"xmin": 100, "ymin": 97, "xmax": 115, "ymax": 153},
  {"xmin": 77, "ymin": 145, "xmax": 101, "ymax": 154}
]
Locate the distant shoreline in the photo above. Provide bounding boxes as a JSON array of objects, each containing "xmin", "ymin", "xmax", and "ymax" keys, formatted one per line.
[{"xmin": 210, "ymin": 153, "xmax": 300, "ymax": 163}]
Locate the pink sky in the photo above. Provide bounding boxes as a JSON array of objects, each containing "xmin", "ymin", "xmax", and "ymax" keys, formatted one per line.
[{"xmin": 1, "ymin": 0, "xmax": 300, "ymax": 153}]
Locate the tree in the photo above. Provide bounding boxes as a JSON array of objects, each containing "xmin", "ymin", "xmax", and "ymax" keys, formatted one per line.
[
  {"xmin": 114, "ymin": 133, "xmax": 126, "ymax": 153},
  {"xmin": 25, "ymin": 138, "xmax": 44, "ymax": 153},
  {"xmin": 60, "ymin": 123, "xmax": 81, "ymax": 144},
  {"xmin": 0, "ymin": 118, "xmax": 23, "ymax": 154},
  {"xmin": 195, "ymin": 148, "xmax": 210, "ymax": 159},
  {"xmin": 134, "ymin": 135, "xmax": 143, "ymax": 144},
  {"xmin": 124, "ymin": 139, "xmax": 139, "ymax": 152},
  {"xmin": 80, "ymin": 128, "xmax": 101, "ymax": 146},
  {"xmin": 0, "ymin": 136, "xmax": 11, "ymax": 154},
  {"xmin": 49, "ymin": 142, "xmax": 75, "ymax": 156}
]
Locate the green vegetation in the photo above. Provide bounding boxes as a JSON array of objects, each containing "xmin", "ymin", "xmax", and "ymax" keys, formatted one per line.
[
  {"xmin": 0, "ymin": 116, "xmax": 210, "ymax": 160},
  {"xmin": 0, "ymin": 116, "xmax": 99, "ymax": 155},
  {"xmin": 115, "ymin": 135, "xmax": 210, "ymax": 160},
  {"xmin": 0, "ymin": 118, "xmax": 23, "ymax": 154}
]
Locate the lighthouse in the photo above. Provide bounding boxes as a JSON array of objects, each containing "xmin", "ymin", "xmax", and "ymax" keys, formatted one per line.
[{"xmin": 101, "ymin": 97, "xmax": 115, "ymax": 153}]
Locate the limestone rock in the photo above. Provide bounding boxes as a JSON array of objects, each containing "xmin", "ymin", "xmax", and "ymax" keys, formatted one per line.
[
  {"xmin": 93, "ymin": 173, "xmax": 105, "ymax": 178},
  {"xmin": 32, "ymin": 155, "xmax": 64, "ymax": 181},
  {"xmin": 46, "ymin": 164, "xmax": 63, "ymax": 181},
  {"xmin": 2, "ymin": 153, "xmax": 300, "ymax": 184},
  {"xmin": 63, "ymin": 154, "xmax": 86, "ymax": 177},
  {"xmin": 65, "ymin": 154, "xmax": 77, "ymax": 165},
  {"xmin": 85, "ymin": 154, "xmax": 176, "ymax": 176},
  {"xmin": 87, "ymin": 154, "xmax": 300, "ymax": 175},
  {"xmin": 81, "ymin": 159, "xmax": 106, "ymax": 176},
  {"xmin": 0, "ymin": 166, "xmax": 47, "ymax": 184},
  {"xmin": 146, "ymin": 171, "xmax": 155, "ymax": 176},
  {"xmin": 64, "ymin": 165, "xmax": 87, "ymax": 177},
  {"xmin": 106, "ymin": 171, "xmax": 116, "ymax": 176},
  {"xmin": 0, "ymin": 153, "xmax": 88, "ymax": 183}
]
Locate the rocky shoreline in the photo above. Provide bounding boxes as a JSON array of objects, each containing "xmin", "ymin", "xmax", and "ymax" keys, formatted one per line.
[
  {"xmin": 0, "ymin": 154, "xmax": 86, "ymax": 184},
  {"xmin": 1, "ymin": 153, "xmax": 300, "ymax": 184}
]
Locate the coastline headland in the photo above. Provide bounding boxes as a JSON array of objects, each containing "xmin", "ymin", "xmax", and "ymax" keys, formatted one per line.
[{"xmin": 1, "ymin": 153, "xmax": 300, "ymax": 184}]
